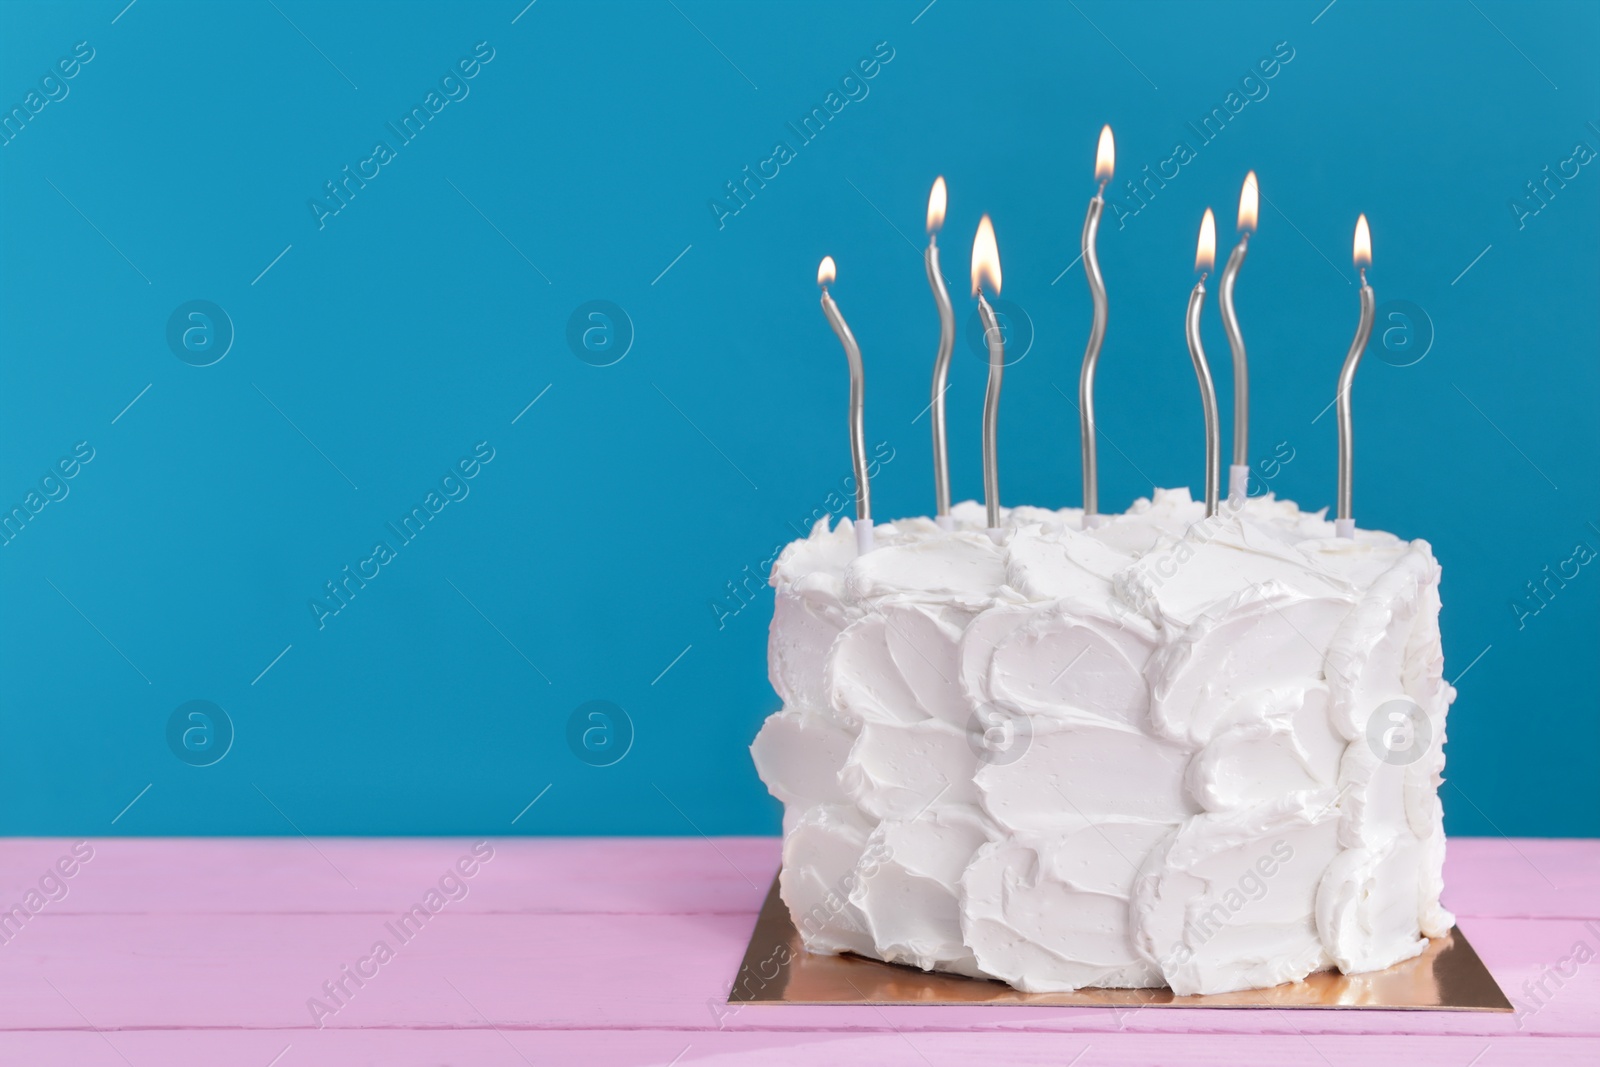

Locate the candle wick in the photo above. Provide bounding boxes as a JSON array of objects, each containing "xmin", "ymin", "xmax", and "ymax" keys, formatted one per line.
[{"xmin": 1096, "ymin": 179, "xmax": 1107, "ymax": 197}]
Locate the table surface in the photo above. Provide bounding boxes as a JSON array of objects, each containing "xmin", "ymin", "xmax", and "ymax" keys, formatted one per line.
[{"xmin": 0, "ymin": 836, "xmax": 1593, "ymax": 1066}]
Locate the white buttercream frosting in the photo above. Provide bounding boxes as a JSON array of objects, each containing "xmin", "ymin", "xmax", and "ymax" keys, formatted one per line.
[{"xmin": 752, "ymin": 489, "xmax": 1454, "ymax": 995}]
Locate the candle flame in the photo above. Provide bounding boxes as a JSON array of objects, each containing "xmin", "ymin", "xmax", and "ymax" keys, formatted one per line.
[
  {"xmin": 1196, "ymin": 208, "xmax": 1216, "ymax": 273},
  {"xmin": 971, "ymin": 215, "xmax": 1001, "ymax": 296},
  {"xmin": 817, "ymin": 255, "xmax": 836, "ymax": 288},
  {"xmin": 927, "ymin": 176, "xmax": 947, "ymax": 234},
  {"xmin": 1095, "ymin": 125, "xmax": 1115, "ymax": 183},
  {"xmin": 1238, "ymin": 171, "xmax": 1258, "ymax": 232},
  {"xmin": 1353, "ymin": 214, "xmax": 1371, "ymax": 268}
]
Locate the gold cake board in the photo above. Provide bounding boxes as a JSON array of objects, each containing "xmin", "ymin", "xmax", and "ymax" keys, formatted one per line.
[{"xmin": 731, "ymin": 875, "xmax": 1512, "ymax": 1011}]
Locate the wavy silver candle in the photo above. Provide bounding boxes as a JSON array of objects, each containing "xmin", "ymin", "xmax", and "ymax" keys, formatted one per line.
[
  {"xmin": 817, "ymin": 255, "xmax": 873, "ymax": 554},
  {"xmin": 1219, "ymin": 171, "xmax": 1258, "ymax": 503},
  {"xmin": 1336, "ymin": 214, "xmax": 1375, "ymax": 541},
  {"xmin": 1079, "ymin": 125, "xmax": 1114, "ymax": 527},
  {"xmin": 924, "ymin": 177, "xmax": 956, "ymax": 530},
  {"xmin": 972, "ymin": 215, "xmax": 1005, "ymax": 536},
  {"xmin": 1187, "ymin": 209, "xmax": 1221, "ymax": 518}
]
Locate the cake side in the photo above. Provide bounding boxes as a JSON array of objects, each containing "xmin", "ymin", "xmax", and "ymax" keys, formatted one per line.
[{"xmin": 751, "ymin": 490, "xmax": 1454, "ymax": 996}]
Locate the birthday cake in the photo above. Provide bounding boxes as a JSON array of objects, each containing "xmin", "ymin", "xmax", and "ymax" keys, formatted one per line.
[{"xmin": 751, "ymin": 490, "xmax": 1454, "ymax": 995}]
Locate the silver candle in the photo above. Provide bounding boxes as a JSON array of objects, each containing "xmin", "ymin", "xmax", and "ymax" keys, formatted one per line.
[
  {"xmin": 1219, "ymin": 171, "xmax": 1258, "ymax": 504},
  {"xmin": 972, "ymin": 215, "xmax": 1005, "ymax": 536},
  {"xmin": 818, "ymin": 256, "xmax": 873, "ymax": 553},
  {"xmin": 924, "ymin": 176, "xmax": 957, "ymax": 529},
  {"xmin": 1335, "ymin": 215, "xmax": 1375, "ymax": 540},
  {"xmin": 1079, "ymin": 125, "xmax": 1114, "ymax": 526},
  {"xmin": 1186, "ymin": 209, "xmax": 1221, "ymax": 518}
]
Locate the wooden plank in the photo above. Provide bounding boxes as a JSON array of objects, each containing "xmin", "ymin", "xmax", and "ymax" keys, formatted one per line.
[
  {"xmin": 0, "ymin": 1029, "xmax": 1593, "ymax": 1066},
  {"xmin": 0, "ymin": 911, "xmax": 1593, "ymax": 1035},
  {"xmin": 0, "ymin": 837, "xmax": 777, "ymax": 916},
  {"xmin": 0, "ymin": 837, "xmax": 1591, "ymax": 918},
  {"xmin": 1442, "ymin": 837, "xmax": 1600, "ymax": 919}
]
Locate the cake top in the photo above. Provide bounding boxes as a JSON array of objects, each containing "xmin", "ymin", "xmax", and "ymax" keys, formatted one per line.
[{"xmin": 772, "ymin": 488, "xmax": 1421, "ymax": 632}]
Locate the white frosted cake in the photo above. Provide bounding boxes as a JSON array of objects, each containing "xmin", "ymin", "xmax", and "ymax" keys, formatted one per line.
[{"xmin": 751, "ymin": 489, "xmax": 1454, "ymax": 995}]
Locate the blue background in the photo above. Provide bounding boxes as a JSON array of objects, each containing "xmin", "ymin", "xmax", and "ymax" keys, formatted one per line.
[{"xmin": 2, "ymin": 0, "xmax": 1595, "ymax": 837}]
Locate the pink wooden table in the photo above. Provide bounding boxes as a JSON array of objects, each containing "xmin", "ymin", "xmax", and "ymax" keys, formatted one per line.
[{"xmin": 0, "ymin": 837, "xmax": 1594, "ymax": 1065}]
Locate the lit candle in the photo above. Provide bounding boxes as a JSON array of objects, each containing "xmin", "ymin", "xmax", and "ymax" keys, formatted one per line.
[
  {"xmin": 1335, "ymin": 215, "xmax": 1375, "ymax": 540},
  {"xmin": 971, "ymin": 215, "xmax": 1005, "ymax": 539},
  {"xmin": 1079, "ymin": 125, "xmax": 1114, "ymax": 528},
  {"xmin": 924, "ymin": 177, "xmax": 957, "ymax": 531},
  {"xmin": 1186, "ymin": 209, "xmax": 1221, "ymax": 518},
  {"xmin": 818, "ymin": 256, "xmax": 874, "ymax": 554},
  {"xmin": 1219, "ymin": 171, "xmax": 1258, "ymax": 504}
]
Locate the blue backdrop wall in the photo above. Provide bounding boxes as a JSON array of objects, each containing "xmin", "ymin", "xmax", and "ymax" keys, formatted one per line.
[{"xmin": 2, "ymin": 0, "xmax": 1596, "ymax": 837}]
